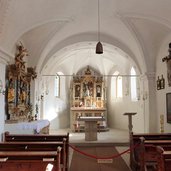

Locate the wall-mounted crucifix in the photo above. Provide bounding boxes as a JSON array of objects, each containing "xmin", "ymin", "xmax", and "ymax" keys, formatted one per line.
[{"xmin": 162, "ymin": 43, "xmax": 171, "ymax": 86}]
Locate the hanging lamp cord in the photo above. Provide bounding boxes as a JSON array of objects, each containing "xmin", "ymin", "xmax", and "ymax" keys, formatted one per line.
[{"xmin": 97, "ymin": 0, "xmax": 101, "ymax": 42}]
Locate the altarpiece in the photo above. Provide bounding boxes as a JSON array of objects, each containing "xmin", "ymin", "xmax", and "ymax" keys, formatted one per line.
[
  {"xmin": 70, "ymin": 66, "xmax": 108, "ymax": 131},
  {"xmin": 5, "ymin": 43, "xmax": 37, "ymax": 122}
]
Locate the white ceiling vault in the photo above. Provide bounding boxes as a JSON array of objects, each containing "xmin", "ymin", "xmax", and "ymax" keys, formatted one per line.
[{"xmin": 0, "ymin": 0, "xmax": 171, "ymax": 76}]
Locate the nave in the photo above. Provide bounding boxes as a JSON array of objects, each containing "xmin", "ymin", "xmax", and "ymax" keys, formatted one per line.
[
  {"xmin": 50, "ymin": 128, "xmax": 129, "ymax": 144},
  {"xmin": 1, "ymin": 1, "xmax": 171, "ymax": 170},
  {"xmin": 51, "ymin": 128, "xmax": 130, "ymax": 171},
  {"xmin": 1, "ymin": 128, "xmax": 171, "ymax": 171},
  {"xmin": 50, "ymin": 128, "xmax": 171, "ymax": 171}
]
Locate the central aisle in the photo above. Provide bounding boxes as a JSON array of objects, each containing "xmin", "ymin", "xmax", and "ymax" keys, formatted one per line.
[
  {"xmin": 70, "ymin": 145, "xmax": 131, "ymax": 171},
  {"xmin": 50, "ymin": 128, "xmax": 129, "ymax": 144},
  {"xmin": 50, "ymin": 128, "xmax": 130, "ymax": 170}
]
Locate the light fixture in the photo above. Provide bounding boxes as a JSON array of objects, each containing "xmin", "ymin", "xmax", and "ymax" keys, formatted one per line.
[{"xmin": 96, "ymin": 0, "xmax": 103, "ymax": 54}]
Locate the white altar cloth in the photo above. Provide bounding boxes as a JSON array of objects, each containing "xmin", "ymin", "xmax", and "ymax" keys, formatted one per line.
[
  {"xmin": 77, "ymin": 116, "xmax": 105, "ymax": 121},
  {"xmin": 5, "ymin": 120, "xmax": 50, "ymax": 134}
]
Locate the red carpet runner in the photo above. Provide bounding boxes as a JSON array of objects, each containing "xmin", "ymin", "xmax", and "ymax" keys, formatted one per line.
[{"xmin": 70, "ymin": 146, "xmax": 131, "ymax": 171}]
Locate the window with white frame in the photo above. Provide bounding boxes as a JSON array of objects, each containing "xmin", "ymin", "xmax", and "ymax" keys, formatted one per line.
[
  {"xmin": 130, "ymin": 67, "xmax": 137, "ymax": 101},
  {"xmin": 111, "ymin": 71, "xmax": 123, "ymax": 99},
  {"xmin": 116, "ymin": 75, "xmax": 123, "ymax": 98},
  {"xmin": 54, "ymin": 74, "xmax": 60, "ymax": 97}
]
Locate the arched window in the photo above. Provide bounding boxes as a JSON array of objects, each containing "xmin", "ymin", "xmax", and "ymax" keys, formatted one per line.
[
  {"xmin": 116, "ymin": 75, "xmax": 123, "ymax": 98},
  {"xmin": 130, "ymin": 67, "xmax": 137, "ymax": 101},
  {"xmin": 54, "ymin": 74, "xmax": 60, "ymax": 97},
  {"xmin": 111, "ymin": 71, "xmax": 123, "ymax": 99}
]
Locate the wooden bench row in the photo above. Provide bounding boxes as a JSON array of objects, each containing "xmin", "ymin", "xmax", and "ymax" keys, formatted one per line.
[
  {"xmin": 156, "ymin": 146, "xmax": 171, "ymax": 171},
  {"xmin": 0, "ymin": 132, "xmax": 70, "ymax": 171},
  {"xmin": 139, "ymin": 138, "xmax": 171, "ymax": 171},
  {"xmin": 0, "ymin": 149, "xmax": 61, "ymax": 171},
  {"xmin": 3, "ymin": 131, "xmax": 69, "ymax": 142},
  {"xmin": 130, "ymin": 132, "xmax": 171, "ymax": 171}
]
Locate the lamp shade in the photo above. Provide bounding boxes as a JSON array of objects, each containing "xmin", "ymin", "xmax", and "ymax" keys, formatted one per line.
[{"xmin": 96, "ymin": 41, "xmax": 103, "ymax": 54}]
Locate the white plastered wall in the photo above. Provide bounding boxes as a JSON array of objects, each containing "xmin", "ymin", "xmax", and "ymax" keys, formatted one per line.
[
  {"xmin": 156, "ymin": 35, "xmax": 171, "ymax": 133},
  {"xmin": 0, "ymin": 62, "xmax": 6, "ymax": 141}
]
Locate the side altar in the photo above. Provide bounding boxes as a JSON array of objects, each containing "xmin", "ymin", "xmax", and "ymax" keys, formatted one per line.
[
  {"xmin": 5, "ymin": 42, "xmax": 37, "ymax": 122},
  {"xmin": 70, "ymin": 66, "xmax": 108, "ymax": 132}
]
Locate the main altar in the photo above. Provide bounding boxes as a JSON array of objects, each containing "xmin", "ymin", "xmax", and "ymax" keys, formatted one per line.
[{"xmin": 70, "ymin": 66, "xmax": 108, "ymax": 132}]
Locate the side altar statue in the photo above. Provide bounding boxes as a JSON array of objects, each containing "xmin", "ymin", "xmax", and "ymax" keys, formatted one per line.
[{"xmin": 5, "ymin": 42, "xmax": 37, "ymax": 122}]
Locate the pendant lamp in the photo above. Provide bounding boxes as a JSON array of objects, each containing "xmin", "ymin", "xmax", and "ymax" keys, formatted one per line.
[{"xmin": 96, "ymin": 0, "xmax": 103, "ymax": 54}]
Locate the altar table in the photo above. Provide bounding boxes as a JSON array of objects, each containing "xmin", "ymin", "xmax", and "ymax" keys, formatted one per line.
[
  {"xmin": 70, "ymin": 107, "xmax": 107, "ymax": 131},
  {"xmin": 77, "ymin": 116, "xmax": 105, "ymax": 141}
]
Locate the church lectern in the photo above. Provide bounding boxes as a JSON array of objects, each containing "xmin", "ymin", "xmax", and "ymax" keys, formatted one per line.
[
  {"xmin": 77, "ymin": 116, "xmax": 105, "ymax": 141},
  {"xmin": 123, "ymin": 112, "xmax": 137, "ymax": 169}
]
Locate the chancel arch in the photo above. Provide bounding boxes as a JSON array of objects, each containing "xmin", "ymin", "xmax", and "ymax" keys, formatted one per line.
[{"xmin": 32, "ymin": 36, "xmax": 151, "ymax": 133}]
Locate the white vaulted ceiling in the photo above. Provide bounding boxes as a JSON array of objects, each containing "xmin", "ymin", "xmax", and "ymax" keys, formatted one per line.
[{"xmin": 0, "ymin": 0, "xmax": 171, "ymax": 75}]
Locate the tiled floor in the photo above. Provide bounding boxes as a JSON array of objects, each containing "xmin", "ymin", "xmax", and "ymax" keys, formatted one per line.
[
  {"xmin": 50, "ymin": 128, "xmax": 129, "ymax": 144},
  {"xmin": 50, "ymin": 128, "xmax": 131, "ymax": 169}
]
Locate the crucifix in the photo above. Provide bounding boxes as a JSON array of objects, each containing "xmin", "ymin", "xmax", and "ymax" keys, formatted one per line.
[{"xmin": 162, "ymin": 43, "xmax": 171, "ymax": 86}]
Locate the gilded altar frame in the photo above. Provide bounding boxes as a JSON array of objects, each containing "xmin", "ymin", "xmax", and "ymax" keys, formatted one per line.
[
  {"xmin": 5, "ymin": 43, "xmax": 37, "ymax": 122},
  {"xmin": 70, "ymin": 66, "xmax": 108, "ymax": 131}
]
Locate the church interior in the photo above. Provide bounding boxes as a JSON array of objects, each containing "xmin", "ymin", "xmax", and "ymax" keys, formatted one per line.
[{"xmin": 0, "ymin": 0, "xmax": 171, "ymax": 171}]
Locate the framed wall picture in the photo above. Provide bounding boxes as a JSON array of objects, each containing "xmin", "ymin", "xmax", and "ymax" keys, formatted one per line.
[
  {"xmin": 160, "ymin": 75, "xmax": 165, "ymax": 89},
  {"xmin": 157, "ymin": 75, "xmax": 165, "ymax": 90},
  {"xmin": 157, "ymin": 76, "xmax": 161, "ymax": 90},
  {"xmin": 166, "ymin": 93, "xmax": 171, "ymax": 123},
  {"xmin": 96, "ymin": 85, "xmax": 101, "ymax": 97},
  {"xmin": 75, "ymin": 84, "xmax": 81, "ymax": 97}
]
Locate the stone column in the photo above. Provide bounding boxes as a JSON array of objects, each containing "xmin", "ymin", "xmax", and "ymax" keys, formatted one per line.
[
  {"xmin": 146, "ymin": 72, "xmax": 157, "ymax": 133},
  {"xmin": 0, "ymin": 48, "xmax": 13, "ymax": 141}
]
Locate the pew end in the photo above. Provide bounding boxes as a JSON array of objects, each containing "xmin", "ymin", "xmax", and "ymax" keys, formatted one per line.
[{"xmin": 130, "ymin": 132, "xmax": 171, "ymax": 171}]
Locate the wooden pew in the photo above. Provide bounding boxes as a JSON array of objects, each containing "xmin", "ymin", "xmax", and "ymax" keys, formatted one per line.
[
  {"xmin": 0, "ymin": 141, "xmax": 64, "ymax": 151},
  {"xmin": 137, "ymin": 138, "xmax": 171, "ymax": 171},
  {"xmin": 0, "ymin": 142, "xmax": 64, "ymax": 171},
  {"xmin": 130, "ymin": 132, "xmax": 171, "ymax": 171},
  {"xmin": 0, "ymin": 149, "xmax": 61, "ymax": 171},
  {"xmin": 132, "ymin": 132, "xmax": 171, "ymax": 147},
  {"xmin": 156, "ymin": 146, "xmax": 171, "ymax": 171},
  {"xmin": 4, "ymin": 131, "xmax": 69, "ymax": 142},
  {"xmin": 3, "ymin": 132, "xmax": 69, "ymax": 171}
]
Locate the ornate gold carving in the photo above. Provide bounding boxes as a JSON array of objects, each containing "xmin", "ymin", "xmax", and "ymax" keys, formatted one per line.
[
  {"xmin": 71, "ymin": 66, "xmax": 104, "ymax": 108},
  {"xmin": 6, "ymin": 42, "xmax": 37, "ymax": 122}
]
